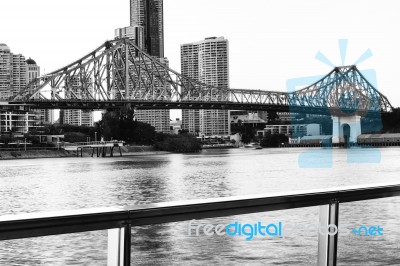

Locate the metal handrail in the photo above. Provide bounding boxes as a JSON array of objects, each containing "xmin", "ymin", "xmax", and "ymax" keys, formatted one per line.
[{"xmin": 1, "ymin": 182, "xmax": 400, "ymax": 266}]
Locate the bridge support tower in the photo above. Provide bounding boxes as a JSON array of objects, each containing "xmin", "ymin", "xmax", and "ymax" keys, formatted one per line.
[{"xmin": 331, "ymin": 115, "xmax": 361, "ymax": 144}]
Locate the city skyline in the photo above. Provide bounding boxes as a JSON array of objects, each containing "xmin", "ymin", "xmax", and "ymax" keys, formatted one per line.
[{"xmin": 1, "ymin": 0, "xmax": 399, "ymax": 114}]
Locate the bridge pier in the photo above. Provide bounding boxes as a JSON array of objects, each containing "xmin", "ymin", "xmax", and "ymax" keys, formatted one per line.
[
  {"xmin": 76, "ymin": 147, "xmax": 83, "ymax": 157},
  {"xmin": 331, "ymin": 115, "xmax": 361, "ymax": 144}
]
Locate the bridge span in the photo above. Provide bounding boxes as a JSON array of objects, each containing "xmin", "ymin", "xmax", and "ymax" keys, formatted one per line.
[
  {"xmin": 4, "ymin": 38, "xmax": 395, "ymax": 144},
  {"xmin": 7, "ymin": 38, "xmax": 392, "ymax": 115}
]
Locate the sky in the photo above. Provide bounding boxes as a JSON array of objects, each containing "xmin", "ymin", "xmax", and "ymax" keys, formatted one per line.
[{"xmin": 1, "ymin": 0, "xmax": 400, "ymax": 120}]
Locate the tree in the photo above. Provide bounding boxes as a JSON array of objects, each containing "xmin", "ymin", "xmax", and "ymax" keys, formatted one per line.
[
  {"xmin": 230, "ymin": 122, "xmax": 265, "ymax": 144},
  {"xmin": 382, "ymin": 108, "xmax": 400, "ymax": 133},
  {"xmin": 154, "ymin": 133, "xmax": 201, "ymax": 153},
  {"xmin": 241, "ymin": 133, "xmax": 252, "ymax": 144},
  {"xmin": 131, "ymin": 121, "xmax": 156, "ymax": 144},
  {"xmin": 267, "ymin": 112, "xmax": 279, "ymax": 123},
  {"xmin": 260, "ymin": 133, "xmax": 288, "ymax": 148},
  {"xmin": 64, "ymin": 132, "xmax": 87, "ymax": 143},
  {"xmin": 23, "ymin": 134, "xmax": 40, "ymax": 145},
  {"xmin": 94, "ymin": 110, "xmax": 156, "ymax": 144},
  {"xmin": 179, "ymin": 129, "xmax": 189, "ymax": 134},
  {"xmin": 0, "ymin": 135, "xmax": 14, "ymax": 145},
  {"xmin": 38, "ymin": 124, "xmax": 94, "ymax": 136}
]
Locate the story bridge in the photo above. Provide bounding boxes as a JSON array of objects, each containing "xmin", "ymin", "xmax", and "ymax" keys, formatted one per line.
[
  {"xmin": 6, "ymin": 38, "xmax": 395, "ymax": 143},
  {"xmin": 7, "ymin": 38, "xmax": 392, "ymax": 116}
]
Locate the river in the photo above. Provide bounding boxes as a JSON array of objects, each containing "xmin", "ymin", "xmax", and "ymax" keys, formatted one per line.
[{"xmin": 1, "ymin": 147, "xmax": 400, "ymax": 265}]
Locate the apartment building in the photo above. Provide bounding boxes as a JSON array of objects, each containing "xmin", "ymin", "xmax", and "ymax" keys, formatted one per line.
[{"xmin": 181, "ymin": 37, "xmax": 230, "ymax": 136}]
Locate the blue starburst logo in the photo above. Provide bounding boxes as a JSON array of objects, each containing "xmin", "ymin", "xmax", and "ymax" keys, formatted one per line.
[{"xmin": 315, "ymin": 39, "xmax": 373, "ymax": 67}]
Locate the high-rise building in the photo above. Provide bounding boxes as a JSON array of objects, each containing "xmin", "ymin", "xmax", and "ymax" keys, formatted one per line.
[
  {"xmin": 26, "ymin": 58, "xmax": 54, "ymax": 125},
  {"xmin": 0, "ymin": 44, "xmax": 12, "ymax": 100},
  {"xmin": 130, "ymin": 0, "xmax": 164, "ymax": 57},
  {"xmin": 0, "ymin": 44, "xmax": 41, "ymax": 134},
  {"xmin": 60, "ymin": 76, "xmax": 93, "ymax": 127},
  {"xmin": 0, "ymin": 43, "xmax": 28, "ymax": 100},
  {"xmin": 181, "ymin": 37, "xmax": 230, "ymax": 136},
  {"xmin": 10, "ymin": 54, "xmax": 28, "ymax": 98},
  {"xmin": 114, "ymin": 24, "xmax": 170, "ymax": 133}
]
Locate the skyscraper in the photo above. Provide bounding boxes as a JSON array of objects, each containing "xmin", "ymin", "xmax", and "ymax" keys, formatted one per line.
[
  {"xmin": 181, "ymin": 37, "xmax": 230, "ymax": 136},
  {"xmin": 130, "ymin": 0, "xmax": 164, "ymax": 57}
]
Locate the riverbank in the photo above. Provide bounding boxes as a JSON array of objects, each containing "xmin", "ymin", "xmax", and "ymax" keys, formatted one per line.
[
  {"xmin": 0, "ymin": 150, "xmax": 80, "ymax": 160},
  {"xmin": 0, "ymin": 146, "xmax": 171, "ymax": 160},
  {"xmin": 280, "ymin": 142, "xmax": 400, "ymax": 148}
]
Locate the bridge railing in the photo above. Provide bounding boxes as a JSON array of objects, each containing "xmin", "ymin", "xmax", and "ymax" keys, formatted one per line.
[{"xmin": 1, "ymin": 182, "xmax": 400, "ymax": 266}]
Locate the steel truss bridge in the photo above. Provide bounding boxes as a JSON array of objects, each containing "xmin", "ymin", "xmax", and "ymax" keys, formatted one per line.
[{"xmin": 9, "ymin": 38, "xmax": 393, "ymax": 115}]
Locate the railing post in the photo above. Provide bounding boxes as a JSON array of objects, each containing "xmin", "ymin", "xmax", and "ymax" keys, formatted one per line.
[
  {"xmin": 123, "ymin": 223, "xmax": 132, "ymax": 266},
  {"xmin": 318, "ymin": 200, "xmax": 339, "ymax": 266},
  {"xmin": 107, "ymin": 223, "xmax": 131, "ymax": 266},
  {"xmin": 108, "ymin": 228, "xmax": 122, "ymax": 266}
]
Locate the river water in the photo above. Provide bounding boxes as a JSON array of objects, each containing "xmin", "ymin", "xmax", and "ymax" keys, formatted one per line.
[{"xmin": 0, "ymin": 148, "xmax": 400, "ymax": 265}]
